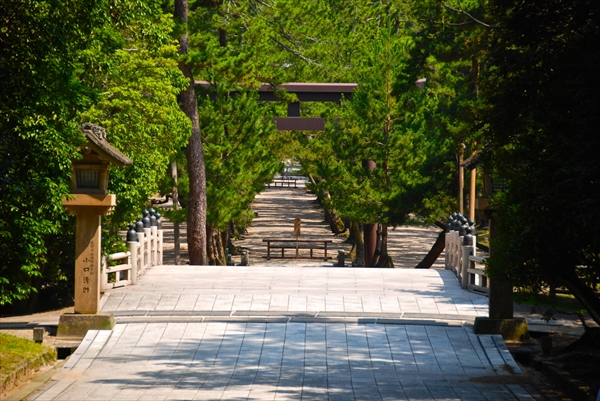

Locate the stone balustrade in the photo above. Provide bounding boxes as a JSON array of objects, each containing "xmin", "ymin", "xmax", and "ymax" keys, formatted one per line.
[
  {"xmin": 444, "ymin": 212, "xmax": 489, "ymax": 294},
  {"xmin": 101, "ymin": 208, "xmax": 163, "ymax": 291}
]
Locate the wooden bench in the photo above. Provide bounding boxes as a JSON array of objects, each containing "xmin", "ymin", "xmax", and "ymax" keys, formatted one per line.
[
  {"xmin": 267, "ymin": 178, "xmax": 298, "ymax": 188},
  {"xmin": 263, "ymin": 239, "xmax": 332, "ymax": 260}
]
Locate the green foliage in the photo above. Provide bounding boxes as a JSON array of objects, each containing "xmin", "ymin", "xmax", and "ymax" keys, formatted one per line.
[
  {"xmin": 300, "ymin": 15, "xmax": 455, "ymax": 227},
  {"xmin": 80, "ymin": 38, "xmax": 191, "ymax": 230},
  {"xmin": 0, "ymin": 0, "xmax": 107, "ymax": 306},
  {"xmin": 170, "ymin": 1, "xmax": 291, "ymax": 245},
  {"xmin": 1, "ymin": 0, "xmax": 191, "ymax": 307},
  {"xmin": 482, "ymin": 0, "xmax": 600, "ymax": 322},
  {"xmin": 198, "ymin": 86, "xmax": 281, "ymax": 231},
  {"xmin": 5, "ymin": 0, "xmax": 596, "ymax": 324}
]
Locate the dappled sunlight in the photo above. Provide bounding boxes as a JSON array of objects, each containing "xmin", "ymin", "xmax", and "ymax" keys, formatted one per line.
[{"xmin": 35, "ymin": 321, "xmax": 529, "ymax": 400}]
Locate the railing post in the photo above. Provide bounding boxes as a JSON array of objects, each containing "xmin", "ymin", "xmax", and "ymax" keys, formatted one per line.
[
  {"xmin": 127, "ymin": 223, "xmax": 139, "ymax": 285},
  {"xmin": 128, "ymin": 241, "xmax": 138, "ymax": 284},
  {"xmin": 444, "ymin": 236, "xmax": 450, "ymax": 269},
  {"xmin": 135, "ymin": 219, "xmax": 145, "ymax": 273},
  {"xmin": 101, "ymin": 256, "xmax": 108, "ymax": 292},
  {"xmin": 461, "ymin": 229, "xmax": 474, "ymax": 289},
  {"xmin": 461, "ymin": 245, "xmax": 470, "ymax": 289},
  {"xmin": 451, "ymin": 230, "xmax": 460, "ymax": 273},
  {"xmin": 141, "ymin": 209, "xmax": 150, "ymax": 270},
  {"xmin": 458, "ymin": 215, "xmax": 468, "ymax": 275},
  {"xmin": 150, "ymin": 208, "xmax": 158, "ymax": 266},
  {"xmin": 445, "ymin": 212, "xmax": 478, "ymax": 282},
  {"xmin": 158, "ymin": 228, "xmax": 163, "ymax": 265},
  {"xmin": 453, "ymin": 231, "xmax": 459, "ymax": 273},
  {"xmin": 155, "ymin": 211, "xmax": 163, "ymax": 266},
  {"xmin": 444, "ymin": 214, "xmax": 455, "ymax": 270}
]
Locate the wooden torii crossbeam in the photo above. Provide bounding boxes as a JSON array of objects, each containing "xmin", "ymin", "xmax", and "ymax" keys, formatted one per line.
[{"xmin": 195, "ymin": 81, "xmax": 357, "ymax": 131}]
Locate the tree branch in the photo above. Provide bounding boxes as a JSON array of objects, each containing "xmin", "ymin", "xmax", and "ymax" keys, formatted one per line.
[
  {"xmin": 270, "ymin": 36, "xmax": 321, "ymax": 66},
  {"xmin": 441, "ymin": 1, "xmax": 498, "ymax": 29}
]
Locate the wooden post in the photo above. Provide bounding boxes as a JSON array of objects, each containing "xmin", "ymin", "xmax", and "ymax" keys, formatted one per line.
[
  {"xmin": 158, "ymin": 229, "xmax": 163, "ymax": 265},
  {"xmin": 144, "ymin": 226, "xmax": 151, "ymax": 268},
  {"xmin": 461, "ymin": 244, "xmax": 471, "ymax": 289},
  {"xmin": 461, "ymin": 230, "xmax": 475, "ymax": 289},
  {"xmin": 73, "ymin": 212, "xmax": 102, "ymax": 314},
  {"xmin": 469, "ymin": 167, "xmax": 476, "ymax": 221},
  {"xmin": 33, "ymin": 328, "xmax": 44, "ymax": 343},
  {"xmin": 137, "ymin": 231, "xmax": 145, "ymax": 272},
  {"xmin": 59, "ymin": 125, "xmax": 129, "ymax": 335},
  {"xmin": 151, "ymin": 226, "xmax": 158, "ymax": 267},
  {"xmin": 62, "ymin": 196, "xmax": 117, "ymax": 314},
  {"xmin": 129, "ymin": 240, "xmax": 138, "ymax": 285},
  {"xmin": 459, "ymin": 145, "xmax": 465, "ymax": 215}
]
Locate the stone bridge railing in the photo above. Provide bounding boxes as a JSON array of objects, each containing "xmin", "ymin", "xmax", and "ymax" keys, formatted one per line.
[
  {"xmin": 444, "ymin": 213, "xmax": 488, "ymax": 294},
  {"xmin": 101, "ymin": 209, "xmax": 163, "ymax": 292}
]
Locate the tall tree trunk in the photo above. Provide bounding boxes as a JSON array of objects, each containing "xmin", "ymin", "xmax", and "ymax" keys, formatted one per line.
[
  {"xmin": 216, "ymin": 230, "xmax": 226, "ymax": 265},
  {"xmin": 174, "ymin": 0, "xmax": 207, "ymax": 265},
  {"xmin": 351, "ymin": 221, "xmax": 365, "ymax": 267},
  {"xmin": 344, "ymin": 218, "xmax": 354, "ymax": 243},
  {"xmin": 372, "ymin": 224, "xmax": 382, "ymax": 266},
  {"xmin": 308, "ymin": 174, "xmax": 346, "ymax": 234},
  {"xmin": 206, "ymin": 225, "xmax": 214, "ymax": 265},
  {"xmin": 171, "ymin": 162, "xmax": 181, "ymax": 265},
  {"xmin": 321, "ymin": 193, "xmax": 345, "ymax": 234},
  {"xmin": 416, "ymin": 229, "xmax": 445, "ymax": 269},
  {"xmin": 376, "ymin": 224, "xmax": 394, "ymax": 268},
  {"xmin": 221, "ymin": 229, "xmax": 229, "ymax": 263},
  {"xmin": 560, "ymin": 270, "xmax": 600, "ymax": 327}
]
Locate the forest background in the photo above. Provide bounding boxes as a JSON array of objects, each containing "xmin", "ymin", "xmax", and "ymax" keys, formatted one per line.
[{"xmin": 1, "ymin": 0, "xmax": 599, "ymax": 327}]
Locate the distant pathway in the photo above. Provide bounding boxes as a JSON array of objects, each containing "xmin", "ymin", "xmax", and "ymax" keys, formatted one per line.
[{"xmin": 232, "ymin": 178, "xmax": 445, "ymax": 268}]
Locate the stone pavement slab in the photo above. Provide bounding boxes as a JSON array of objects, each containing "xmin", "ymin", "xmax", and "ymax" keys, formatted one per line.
[
  {"xmin": 98, "ymin": 267, "xmax": 488, "ymax": 322},
  {"xmin": 28, "ymin": 266, "xmax": 544, "ymax": 400},
  {"xmin": 29, "ymin": 323, "xmax": 535, "ymax": 401}
]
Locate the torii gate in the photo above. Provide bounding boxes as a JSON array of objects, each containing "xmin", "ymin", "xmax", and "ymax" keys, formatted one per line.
[{"xmin": 195, "ymin": 81, "xmax": 357, "ymax": 130}]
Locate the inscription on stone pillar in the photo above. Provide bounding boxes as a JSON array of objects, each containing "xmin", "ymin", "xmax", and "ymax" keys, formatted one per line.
[{"xmin": 74, "ymin": 213, "xmax": 101, "ymax": 314}]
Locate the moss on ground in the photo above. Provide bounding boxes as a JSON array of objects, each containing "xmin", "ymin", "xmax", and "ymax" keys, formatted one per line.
[{"xmin": 0, "ymin": 333, "xmax": 55, "ymax": 377}]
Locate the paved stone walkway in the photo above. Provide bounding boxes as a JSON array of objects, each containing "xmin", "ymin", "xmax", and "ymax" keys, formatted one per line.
[
  {"xmin": 28, "ymin": 267, "xmax": 545, "ymax": 400},
  {"xmin": 31, "ymin": 324, "xmax": 528, "ymax": 401},
  {"xmin": 233, "ymin": 179, "xmax": 445, "ymax": 268},
  {"xmin": 25, "ymin": 178, "xmax": 549, "ymax": 400}
]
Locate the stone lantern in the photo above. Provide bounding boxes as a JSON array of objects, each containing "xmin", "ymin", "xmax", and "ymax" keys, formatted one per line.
[{"xmin": 58, "ymin": 124, "xmax": 131, "ymax": 338}]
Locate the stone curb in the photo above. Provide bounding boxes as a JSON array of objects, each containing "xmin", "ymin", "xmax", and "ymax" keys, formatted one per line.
[
  {"xmin": 4, "ymin": 360, "xmax": 66, "ymax": 401},
  {"xmin": 110, "ymin": 309, "xmax": 478, "ymax": 321},
  {"xmin": 1, "ymin": 346, "xmax": 56, "ymax": 396}
]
